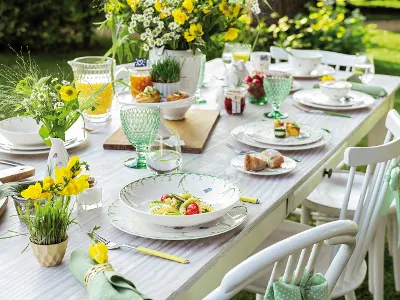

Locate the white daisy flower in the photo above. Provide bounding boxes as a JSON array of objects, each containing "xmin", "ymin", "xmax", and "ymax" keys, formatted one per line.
[
  {"xmin": 144, "ymin": 7, "xmax": 154, "ymax": 14},
  {"xmin": 168, "ymin": 22, "xmax": 179, "ymax": 30},
  {"xmin": 49, "ymin": 92, "xmax": 56, "ymax": 98},
  {"xmin": 140, "ymin": 33, "xmax": 147, "ymax": 41},
  {"xmin": 38, "ymin": 92, "xmax": 46, "ymax": 101},
  {"xmin": 128, "ymin": 26, "xmax": 135, "ymax": 34},
  {"xmin": 142, "ymin": 44, "xmax": 150, "ymax": 52},
  {"xmin": 137, "ymin": 14, "xmax": 145, "ymax": 22},
  {"xmin": 144, "ymin": 0, "xmax": 153, "ymax": 7},
  {"xmin": 143, "ymin": 20, "xmax": 151, "ymax": 27},
  {"xmin": 146, "ymin": 14, "xmax": 152, "ymax": 21},
  {"xmin": 54, "ymin": 102, "xmax": 65, "ymax": 109},
  {"xmin": 61, "ymin": 80, "xmax": 70, "ymax": 85},
  {"xmin": 152, "ymin": 29, "xmax": 161, "ymax": 37},
  {"xmin": 152, "ymin": 17, "xmax": 160, "ymax": 23},
  {"xmin": 162, "ymin": 33, "xmax": 171, "ymax": 42},
  {"xmin": 148, "ymin": 38, "xmax": 156, "ymax": 48},
  {"xmin": 157, "ymin": 21, "xmax": 164, "ymax": 29},
  {"xmin": 155, "ymin": 38, "xmax": 163, "ymax": 47}
]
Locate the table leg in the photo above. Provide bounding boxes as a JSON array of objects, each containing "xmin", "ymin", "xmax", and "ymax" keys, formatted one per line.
[{"xmin": 368, "ymin": 116, "xmax": 386, "ymax": 147}]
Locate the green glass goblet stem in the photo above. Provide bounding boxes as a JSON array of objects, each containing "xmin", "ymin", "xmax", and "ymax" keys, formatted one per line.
[{"xmin": 120, "ymin": 105, "xmax": 160, "ymax": 169}]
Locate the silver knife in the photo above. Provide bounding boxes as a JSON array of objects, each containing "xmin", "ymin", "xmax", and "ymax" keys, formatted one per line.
[{"xmin": 0, "ymin": 160, "xmax": 25, "ymax": 167}]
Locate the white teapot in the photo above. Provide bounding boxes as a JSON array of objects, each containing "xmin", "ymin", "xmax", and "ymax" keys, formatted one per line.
[{"xmin": 223, "ymin": 60, "xmax": 249, "ymax": 87}]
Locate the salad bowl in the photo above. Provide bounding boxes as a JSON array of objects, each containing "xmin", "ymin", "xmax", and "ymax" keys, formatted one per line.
[{"xmin": 119, "ymin": 173, "xmax": 241, "ymax": 227}]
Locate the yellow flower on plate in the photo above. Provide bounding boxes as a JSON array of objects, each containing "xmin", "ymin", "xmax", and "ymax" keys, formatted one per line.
[
  {"xmin": 172, "ymin": 8, "xmax": 188, "ymax": 25},
  {"xmin": 42, "ymin": 176, "xmax": 55, "ymax": 191},
  {"xmin": 182, "ymin": 0, "xmax": 194, "ymax": 13},
  {"xmin": 321, "ymin": 75, "xmax": 336, "ymax": 82},
  {"xmin": 21, "ymin": 182, "xmax": 43, "ymax": 200},
  {"xmin": 89, "ymin": 243, "xmax": 109, "ymax": 264},
  {"xmin": 59, "ymin": 85, "xmax": 78, "ymax": 102},
  {"xmin": 224, "ymin": 28, "xmax": 240, "ymax": 41},
  {"xmin": 184, "ymin": 23, "xmax": 204, "ymax": 42}
]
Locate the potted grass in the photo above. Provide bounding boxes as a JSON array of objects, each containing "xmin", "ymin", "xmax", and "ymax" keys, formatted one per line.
[
  {"xmin": 150, "ymin": 57, "xmax": 181, "ymax": 98},
  {"xmin": 0, "ymin": 156, "xmax": 90, "ymax": 267}
]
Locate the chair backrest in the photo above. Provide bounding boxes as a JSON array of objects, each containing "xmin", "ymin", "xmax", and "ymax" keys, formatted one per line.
[
  {"xmin": 269, "ymin": 47, "xmax": 357, "ymax": 71},
  {"xmin": 340, "ymin": 109, "xmax": 400, "ymax": 280},
  {"xmin": 204, "ymin": 220, "xmax": 358, "ymax": 300}
]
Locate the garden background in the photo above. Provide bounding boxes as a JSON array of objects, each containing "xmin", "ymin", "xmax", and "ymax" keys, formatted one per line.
[{"xmin": 0, "ymin": 0, "xmax": 400, "ymax": 298}]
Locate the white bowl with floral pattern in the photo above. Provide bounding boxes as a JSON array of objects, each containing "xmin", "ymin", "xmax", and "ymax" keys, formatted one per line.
[{"xmin": 119, "ymin": 173, "xmax": 241, "ymax": 227}]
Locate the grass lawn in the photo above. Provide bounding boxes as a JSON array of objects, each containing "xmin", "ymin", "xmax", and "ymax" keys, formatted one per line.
[{"xmin": 1, "ymin": 27, "xmax": 400, "ymax": 300}]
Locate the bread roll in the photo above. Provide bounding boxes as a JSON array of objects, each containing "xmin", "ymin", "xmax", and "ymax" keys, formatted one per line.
[
  {"xmin": 260, "ymin": 149, "xmax": 284, "ymax": 169},
  {"xmin": 244, "ymin": 154, "xmax": 268, "ymax": 171}
]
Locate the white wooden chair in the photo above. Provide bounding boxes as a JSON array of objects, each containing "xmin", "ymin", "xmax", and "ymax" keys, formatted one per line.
[
  {"xmin": 204, "ymin": 220, "xmax": 358, "ymax": 300},
  {"xmin": 269, "ymin": 46, "xmax": 358, "ymax": 71},
  {"xmin": 206, "ymin": 117, "xmax": 400, "ymax": 299},
  {"xmin": 302, "ymin": 109, "xmax": 400, "ymax": 299}
]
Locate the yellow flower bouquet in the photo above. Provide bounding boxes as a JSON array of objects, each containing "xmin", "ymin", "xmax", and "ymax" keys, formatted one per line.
[{"xmin": 100, "ymin": 0, "xmax": 262, "ymax": 53}]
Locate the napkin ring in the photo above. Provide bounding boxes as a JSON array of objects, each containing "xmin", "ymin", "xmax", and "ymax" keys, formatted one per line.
[{"xmin": 84, "ymin": 263, "xmax": 114, "ymax": 287}]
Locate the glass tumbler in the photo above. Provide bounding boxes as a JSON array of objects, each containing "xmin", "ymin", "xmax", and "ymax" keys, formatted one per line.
[
  {"xmin": 232, "ymin": 43, "xmax": 252, "ymax": 63},
  {"xmin": 263, "ymin": 71, "xmax": 293, "ymax": 119},
  {"xmin": 68, "ymin": 56, "xmax": 114, "ymax": 123},
  {"xmin": 120, "ymin": 105, "xmax": 160, "ymax": 169}
]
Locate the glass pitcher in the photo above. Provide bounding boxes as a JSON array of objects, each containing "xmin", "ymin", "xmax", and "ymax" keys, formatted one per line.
[{"xmin": 68, "ymin": 56, "xmax": 115, "ymax": 123}]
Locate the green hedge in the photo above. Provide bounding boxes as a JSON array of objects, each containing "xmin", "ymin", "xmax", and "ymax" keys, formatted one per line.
[
  {"xmin": 0, "ymin": 0, "xmax": 98, "ymax": 52},
  {"xmin": 348, "ymin": 0, "xmax": 400, "ymax": 9}
]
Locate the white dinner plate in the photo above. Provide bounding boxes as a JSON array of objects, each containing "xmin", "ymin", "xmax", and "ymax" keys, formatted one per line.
[
  {"xmin": 107, "ymin": 199, "xmax": 247, "ymax": 240},
  {"xmin": 244, "ymin": 122, "xmax": 322, "ymax": 146},
  {"xmin": 0, "ymin": 136, "xmax": 75, "ymax": 151},
  {"xmin": 270, "ymin": 63, "xmax": 335, "ymax": 79},
  {"xmin": 293, "ymin": 89, "xmax": 374, "ymax": 111},
  {"xmin": 291, "ymin": 81, "xmax": 302, "ymax": 92},
  {"xmin": 231, "ymin": 154, "xmax": 296, "ymax": 176},
  {"xmin": 0, "ymin": 130, "xmax": 87, "ymax": 155},
  {"xmin": 116, "ymin": 90, "xmax": 196, "ymax": 108},
  {"xmin": 231, "ymin": 124, "xmax": 331, "ymax": 151}
]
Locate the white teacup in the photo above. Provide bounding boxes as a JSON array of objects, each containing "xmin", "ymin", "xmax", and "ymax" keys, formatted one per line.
[
  {"xmin": 250, "ymin": 51, "xmax": 271, "ymax": 73},
  {"xmin": 288, "ymin": 50, "xmax": 322, "ymax": 76},
  {"xmin": 320, "ymin": 81, "xmax": 352, "ymax": 101}
]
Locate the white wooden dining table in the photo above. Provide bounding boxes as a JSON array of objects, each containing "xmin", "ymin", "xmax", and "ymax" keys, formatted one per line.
[{"xmin": 0, "ymin": 58, "xmax": 399, "ymax": 300}]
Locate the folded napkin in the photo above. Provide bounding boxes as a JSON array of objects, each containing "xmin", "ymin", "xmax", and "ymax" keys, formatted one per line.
[
  {"xmin": 313, "ymin": 74, "xmax": 387, "ymax": 98},
  {"xmin": 264, "ymin": 270, "xmax": 330, "ymax": 300},
  {"xmin": 70, "ymin": 249, "xmax": 150, "ymax": 300}
]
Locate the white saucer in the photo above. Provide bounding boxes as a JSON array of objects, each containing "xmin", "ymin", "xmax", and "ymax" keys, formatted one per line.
[
  {"xmin": 0, "ymin": 136, "xmax": 75, "ymax": 151},
  {"xmin": 270, "ymin": 63, "xmax": 335, "ymax": 79},
  {"xmin": 231, "ymin": 154, "xmax": 296, "ymax": 176},
  {"xmin": 115, "ymin": 90, "xmax": 196, "ymax": 108},
  {"xmin": 231, "ymin": 124, "xmax": 331, "ymax": 151},
  {"xmin": 107, "ymin": 199, "xmax": 247, "ymax": 240},
  {"xmin": 293, "ymin": 89, "xmax": 374, "ymax": 111}
]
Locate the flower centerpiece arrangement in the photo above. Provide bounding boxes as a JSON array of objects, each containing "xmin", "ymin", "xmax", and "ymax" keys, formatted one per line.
[
  {"xmin": 99, "ymin": 0, "xmax": 263, "ymax": 94},
  {"xmin": 0, "ymin": 156, "xmax": 90, "ymax": 267},
  {"xmin": 150, "ymin": 56, "xmax": 181, "ymax": 96}
]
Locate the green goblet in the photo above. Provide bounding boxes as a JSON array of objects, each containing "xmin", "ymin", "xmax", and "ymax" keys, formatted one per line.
[
  {"xmin": 263, "ymin": 71, "xmax": 293, "ymax": 119},
  {"xmin": 120, "ymin": 105, "xmax": 160, "ymax": 169}
]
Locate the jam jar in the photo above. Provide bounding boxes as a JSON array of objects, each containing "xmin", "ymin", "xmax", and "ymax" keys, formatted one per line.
[
  {"xmin": 224, "ymin": 87, "xmax": 246, "ymax": 115},
  {"xmin": 130, "ymin": 67, "xmax": 153, "ymax": 97}
]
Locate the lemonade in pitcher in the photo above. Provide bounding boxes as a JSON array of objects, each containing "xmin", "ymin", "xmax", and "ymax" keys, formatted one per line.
[{"xmin": 68, "ymin": 57, "xmax": 114, "ymax": 122}]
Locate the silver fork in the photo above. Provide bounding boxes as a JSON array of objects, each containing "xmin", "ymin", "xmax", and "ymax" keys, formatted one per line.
[{"xmin": 91, "ymin": 231, "xmax": 189, "ymax": 264}]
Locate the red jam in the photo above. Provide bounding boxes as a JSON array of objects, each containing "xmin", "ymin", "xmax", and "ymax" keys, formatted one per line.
[{"xmin": 224, "ymin": 88, "xmax": 246, "ymax": 115}]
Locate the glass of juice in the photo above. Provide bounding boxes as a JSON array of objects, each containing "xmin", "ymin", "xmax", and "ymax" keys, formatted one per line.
[
  {"xmin": 68, "ymin": 56, "xmax": 114, "ymax": 123},
  {"xmin": 129, "ymin": 67, "xmax": 153, "ymax": 98},
  {"xmin": 232, "ymin": 44, "xmax": 252, "ymax": 63}
]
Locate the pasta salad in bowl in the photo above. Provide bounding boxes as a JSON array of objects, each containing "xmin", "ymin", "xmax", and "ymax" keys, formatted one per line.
[{"xmin": 119, "ymin": 173, "xmax": 240, "ymax": 227}]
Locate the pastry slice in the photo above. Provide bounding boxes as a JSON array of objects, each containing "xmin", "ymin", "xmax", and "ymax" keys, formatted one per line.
[
  {"xmin": 244, "ymin": 154, "xmax": 268, "ymax": 172},
  {"xmin": 260, "ymin": 149, "xmax": 284, "ymax": 169}
]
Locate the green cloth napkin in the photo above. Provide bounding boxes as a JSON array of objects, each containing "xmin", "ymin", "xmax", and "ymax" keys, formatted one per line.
[
  {"xmin": 264, "ymin": 270, "xmax": 330, "ymax": 300},
  {"xmin": 70, "ymin": 249, "xmax": 150, "ymax": 300},
  {"xmin": 313, "ymin": 74, "xmax": 387, "ymax": 98}
]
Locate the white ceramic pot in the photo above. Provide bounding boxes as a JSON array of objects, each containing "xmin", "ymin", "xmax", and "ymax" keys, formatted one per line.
[
  {"xmin": 288, "ymin": 50, "xmax": 322, "ymax": 75},
  {"xmin": 0, "ymin": 116, "xmax": 43, "ymax": 146},
  {"xmin": 149, "ymin": 48, "xmax": 203, "ymax": 95},
  {"xmin": 31, "ymin": 238, "xmax": 68, "ymax": 267},
  {"xmin": 320, "ymin": 81, "xmax": 352, "ymax": 101},
  {"xmin": 45, "ymin": 137, "xmax": 69, "ymax": 178},
  {"xmin": 153, "ymin": 81, "xmax": 181, "ymax": 98}
]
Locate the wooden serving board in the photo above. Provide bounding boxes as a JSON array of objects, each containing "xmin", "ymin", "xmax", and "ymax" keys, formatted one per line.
[
  {"xmin": 0, "ymin": 166, "xmax": 35, "ymax": 183},
  {"xmin": 104, "ymin": 109, "xmax": 220, "ymax": 154}
]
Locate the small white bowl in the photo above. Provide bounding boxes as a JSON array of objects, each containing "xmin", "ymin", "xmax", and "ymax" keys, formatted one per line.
[
  {"xmin": 288, "ymin": 50, "xmax": 323, "ymax": 76},
  {"xmin": 119, "ymin": 173, "xmax": 241, "ymax": 227},
  {"xmin": 0, "ymin": 116, "xmax": 44, "ymax": 146},
  {"xmin": 320, "ymin": 81, "xmax": 352, "ymax": 101}
]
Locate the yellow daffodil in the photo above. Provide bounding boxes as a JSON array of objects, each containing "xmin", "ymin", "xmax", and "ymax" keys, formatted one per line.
[
  {"xmin": 182, "ymin": 0, "xmax": 194, "ymax": 13},
  {"xmin": 55, "ymin": 166, "xmax": 72, "ymax": 186},
  {"xmin": 238, "ymin": 14, "xmax": 251, "ymax": 24},
  {"xmin": 89, "ymin": 243, "xmax": 109, "ymax": 264},
  {"xmin": 172, "ymin": 9, "xmax": 188, "ymax": 25},
  {"xmin": 224, "ymin": 28, "xmax": 240, "ymax": 41},
  {"xmin": 59, "ymin": 85, "xmax": 78, "ymax": 102},
  {"xmin": 202, "ymin": 7, "xmax": 211, "ymax": 13},
  {"xmin": 72, "ymin": 175, "xmax": 90, "ymax": 194},
  {"xmin": 42, "ymin": 176, "xmax": 55, "ymax": 191},
  {"xmin": 126, "ymin": 0, "xmax": 139, "ymax": 12},
  {"xmin": 184, "ymin": 23, "xmax": 204, "ymax": 42},
  {"xmin": 58, "ymin": 182, "xmax": 76, "ymax": 196},
  {"xmin": 219, "ymin": 0, "xmax": 241, "ymax": 18},
  {"xmin": 67, "ymin": 156, "xmax": 82, "ymax": 177},
  {"xmin": 321, "ymin": 75, "xmax": 336, "ymax": 82},
  {"xmin": 21, "ymin": 182, "xmax": 43, "ymax": 200}
]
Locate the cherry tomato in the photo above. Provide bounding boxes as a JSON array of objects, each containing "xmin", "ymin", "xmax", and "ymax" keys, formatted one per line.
[
  {"xmin": 186, "ymin": 202, "xmax": 200, "ymax": 215},
  {"xmin": 160, "ymin": 195, "xmax": 169, "ymax": 201}
]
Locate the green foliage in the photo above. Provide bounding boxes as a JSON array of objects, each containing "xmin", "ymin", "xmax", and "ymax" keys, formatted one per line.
[
  {"xmin": 150, "ymin": 57, "xmax": 181, "ymax": 83},
  {"xmin": 348, "ymin": 0, "xmax": 400, "ymax": 9},
  {"xmin": 0, "ymin": 0, "xmax": 98, "ymax": 52}
]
